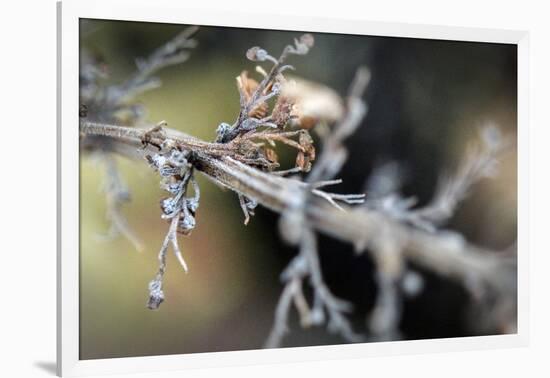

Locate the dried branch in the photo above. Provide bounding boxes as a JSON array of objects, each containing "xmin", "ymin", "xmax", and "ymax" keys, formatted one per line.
[
  {"xmin": 80, "ymin": 119, "xmax": 513, "ymax": 294},
  {"xmin": 144, "ymin": 129, "xmax": 201, "ymax": 309},
  {"xmin": 80, "ymin": 31, "xmax": 516, "ymax": 346}
]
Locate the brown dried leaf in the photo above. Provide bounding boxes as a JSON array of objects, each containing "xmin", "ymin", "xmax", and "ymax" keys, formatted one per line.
[
  {"xmin": 264, "ymin": 147, "xmax": 279, "ymax": 164},
  {"xmin": 295, "ymin": 131, "xmax": 316, "ymax": 172},
  {"xmin": 237, "ymin": 71, "xmax": 269, "ymax": 118}
]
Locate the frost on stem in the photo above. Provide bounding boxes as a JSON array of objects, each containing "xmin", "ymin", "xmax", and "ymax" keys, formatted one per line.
[{"xmin": 143, "ymin": 123, "xmax": 201, "ymax": 309}]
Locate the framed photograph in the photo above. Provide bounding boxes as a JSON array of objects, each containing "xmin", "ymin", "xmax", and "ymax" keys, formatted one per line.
[{"xmin": 58, "ymin": 1, "xmax": 528, "ymax": 376}]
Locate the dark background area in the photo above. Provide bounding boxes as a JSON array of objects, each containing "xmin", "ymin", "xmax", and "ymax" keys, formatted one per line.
[{"xmin": 80, "ymin": 19, "xmax": 517, "ymax": 359}]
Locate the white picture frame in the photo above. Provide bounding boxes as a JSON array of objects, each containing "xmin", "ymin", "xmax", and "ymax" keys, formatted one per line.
[{"xmin": 58, "ymin": 1, "xmax": 529, "ymax": 376}]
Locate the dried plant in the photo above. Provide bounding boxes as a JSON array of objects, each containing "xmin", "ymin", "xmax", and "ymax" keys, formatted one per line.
[{"xmin": 79, "ymin": 28, "xmax": 517, "ymax": 348}]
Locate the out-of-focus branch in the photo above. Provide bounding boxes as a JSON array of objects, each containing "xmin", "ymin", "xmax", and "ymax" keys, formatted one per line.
[
  {"xmin": 365, "ymin": 126, "xmax": 509, "ymax": 233},
  {"xmin": 81, "ymin": 26, "xmax": 199, "ymax": 253},
  {"xmin": 411, "ymin": 125, "xmax": 507, "ymax": 228},
  {"xmin": 99, "ymin": 154, "xmax": 144, "ymax": 252},
  {"xmin": 307, "ymin": 67, "xmax": 370, "ymax": 183},
  {"xmin": 265, "ymin": 68, "xmax": 371, "ymax": 346}
]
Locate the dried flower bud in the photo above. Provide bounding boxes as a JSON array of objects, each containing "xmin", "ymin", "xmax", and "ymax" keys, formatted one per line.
[
  {"xmin": 147, "ymin": 279, "xmax": 164, "ymax": 310},
  {"xmin": 293, "ymin": 34, "xmax": 315, "ymax": 55},
  {"xmin": 246, "ymin": 46, "xmax": 269, "ymax": 62},
  {"xmin": 299, "ymin": 34, "xmax": 315, "ymax": 49},
  {"xmin": 178, "ymin": 213, "xmax": 196, "ymax": 234},
  {"xmin": 163, "ymin": 180, "xmax": 182, "ymax": 194},
  {"xmin": 216, "ymin": 122, "xmax": 232, "ymax": 142},
  {"xmin": 160, "ymin": 197, "xmax": 178, "ymax": 215},
  {"xmin": 186, "ymin": 198, "xmax": 199, "ymax": 213}
]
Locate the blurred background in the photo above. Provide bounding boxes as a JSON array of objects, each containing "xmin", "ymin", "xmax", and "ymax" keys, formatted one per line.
[{"xmin": 79, "ymin": 19, "xmax": 517, "ymax": 359}]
